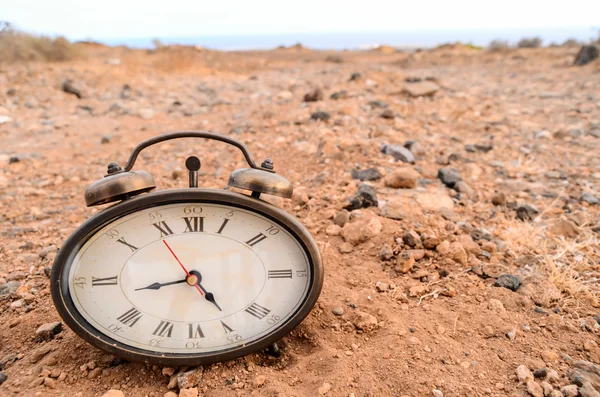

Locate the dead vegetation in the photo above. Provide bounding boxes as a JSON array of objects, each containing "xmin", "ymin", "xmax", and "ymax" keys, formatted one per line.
[{"xmin": 0, "ymin": 22, "xmax": 80, "ymax": 63}]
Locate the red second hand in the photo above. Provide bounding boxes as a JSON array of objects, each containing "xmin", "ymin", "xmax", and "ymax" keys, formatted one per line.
[{"xmin": 162, "ymin": 240, "xmax": 203, "ymax": 296}]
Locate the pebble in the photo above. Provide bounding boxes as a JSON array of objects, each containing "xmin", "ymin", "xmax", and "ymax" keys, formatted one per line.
[
  {"xmin": 506, "ymin": 328, "xmax": 517, "ymax": 340},
  {"xmin": 348, "ymin": 72, "xmax": 361, "ymax": 82},
  {"xmin": 541, "ymin": 350, "xmax": 560, "ymax": 363},
  {"xmin": 517, "ymin": 365, "xmax": 534, "ymax": 383},
  {"xmin": 381, "ymin": 144, "xmax": 415, "ymax": 164},
  {"xmin": 351, "ymin": 168, "xmax": 382, "ymax": 181},
  {"xmin": 162, "ymin": 367, "xmax": 176, "ymax": 377},
  {"xmin": 380, "ymin": 109, "xmax": 395, "ymax": 119},
  {"xmin": 540, "ymin": 381, "xmax": 554, "ymax": 396},
  {"xmin": 384, "ymin": 168, "xmax": 420, "ymax": 188},
  {"xmin": 351, "ymin": 311, "xmax": 378, "ymax": 331},
  {"xmin": 527, "ymin": 379, "xmax": 544, "ymax": 397},
  {"xmin": 177, "ymin": 367, "xmax": 203, "ymax": 389},
  {"xmin": 0, "ymin": 372, "xmax": 7, "ymax": 385},
  {"xmin": 454, "ymin": 181, "xmax": 475, "ymax": 197},
  {"xmin": 332, "ymin": 307, "xmax": 345, "ymax": 316},
  {"xmin": 35, "ymin": 322, "xmax": 63, "ymax": 341},
  {"xmin": 101, "ymin": 391, "xmax": 126, "ymax": 397},
  {"xmin": 488, "ymin": 299, "xmax": 506, "ymax": 313},
  {"xmin": 318, "ymin": 382, "xmax": 332, "ymax": 395},
  {"xmin": 432, "ymin": 389, "xmax": 443, "ymax": 397},
  {"xmin": 494, "ymin": 274, "xmax": 522, "ymax": 291},
  {"xmin": 62, "ymin": 79, "xmax": 83, "ymax": 98},
  {"xmin": 179, "ymin": 388, "xmax": 199, "ymax": 397},
  {"xmin": 581, "ymin": 193, "xmax": 599, "ymax": 205},
  {"xmin": 164, "ymin": 392, "xmax": 178, "ymax": 397},
  {"xmin": 0, "ymin": 115, "xmax": 13, "ymax": 124},
  {"xmin": 403, "ymin": 230, "xmax": 421, "ymax": 247},
  {"xmin": 343, "ymin": 184, "xmax": 378, "ymax": 211},
  {"xmin": 254, "ymin": 374, "xmax": 266, "ymax": 387},
  {"xmin": 533, "ymin": 368, "xmax": 547, "ymax": 378},
  {"xmin": 437, "ymin": 168, "xmax": 462, "ymax": 188},
  {"xmin": 403, "ymin": 81, "xmax": 439, "ymax": 97},
  {"xmin": 311, "ymin": 111, "xmax": 330, "ymax": 121},
  {"xmin": 138, "ymin": 108, "xmax": 155, "ymax": 120},
  {"xmin": 379, "ymin": 244, "xmax": 393, "ymax": 261},
  {"xmin": 304, "ymin": 88, "xmax": 323, "ymax": 102},
  {"xmin": 325, "ymin": 224, "xmax": 342, "ymax": 236},
  {"xmin": 516, "ymin": 204, "xmax": 539, "ymax": 221},
  {"xmin": 341, "ymin": 215, "xmax": 382, "ymax": 245},
  {"xmin": 334, "ymin": 210, "xmax": 350, "ymax": 227},
  {"xmin": 330, "ymin": 90, "xmax": 348, "ymax": 100},
  {"xmin": 574, "ymin": 45, "xmax": 599, "ymax": 66},
  {"xmin": 561, "ymin": 385, "xmax": 578, "ymax": 397}
]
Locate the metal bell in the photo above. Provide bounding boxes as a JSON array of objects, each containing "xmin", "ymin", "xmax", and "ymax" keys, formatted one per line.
[
  {"xmin": 228, "ymin": 168, "xmax": 293, "ymax": 199},
  {"xmin": 85, "ymin": 167, "xmax": 156, "ymax": 207}
]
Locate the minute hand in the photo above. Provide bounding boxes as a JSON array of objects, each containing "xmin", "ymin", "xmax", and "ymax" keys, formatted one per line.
[{"xmin": 135, "ymin": 279, "xmax": 186, "ymax": 291}]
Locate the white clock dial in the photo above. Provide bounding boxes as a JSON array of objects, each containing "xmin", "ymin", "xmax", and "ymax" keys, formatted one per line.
[{"xmin": 67, "ymin": 203, "xmax": 311, "ymax": 354}]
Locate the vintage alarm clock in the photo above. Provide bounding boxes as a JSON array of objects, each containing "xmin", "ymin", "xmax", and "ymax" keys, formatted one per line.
[{"xmin": 50, "ymin": 131, "xmax": 323, "ymax": 366}]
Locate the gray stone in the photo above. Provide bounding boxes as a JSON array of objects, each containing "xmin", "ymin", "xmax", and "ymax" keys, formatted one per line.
[
  {"xmin": 516, "ymin": 204, "xmax": 539, "ymax": 221},
  {"xmin": 311, "ymin": 111, "xmax": 330, "ymax": 121},
  {"xmin": 437, "ymin": 168, "xmax": 462, "ymax": 188},
  {"xmin": 402, "ymin": 81, "xmax": 439, "ymax": 97},
  {"xmin": 494, "ymin": 274, "xmax": 522, "ymax": 291},
  {"xmin": 0, "ymin": 372, "xmax": 6, "ymax": 385},
  {"xmin": 35, "ymin": 322, "xmax": 63, "ymax": 341},
  {"xmin": 533, "ymin": 368, "xmax": 548, "ymax": 378},
  {"xmin": 332, "ymin": 307, "xmax": 345, "ymax": 316},
  {"xmin": 574, "ymin": 45, "xmax": 599, "ymax": 66},
  {"xmin": 0, "ymin": 281, "xmax": 21, "ymax": 296},
  {"xmin": 348, "ymin": 72, "xmax": 361, "ymax": 82},
  {"xmin": 351, "ymin": 168, "xmax": 382, "ymax": 181},
  {"xmin": 334, "ymin": 210, "xmax": 350, "ymax": 227},
  {"xmin": 177, "ymin": 367, "xmax": 203, "ymax": 389},
  {"xmin": 368, "ymin": 100, "xmax": 387, "ymax": 108},
  {"xmin": 344, "ymin": 184, "xmax": 378, "ymax": 211},
  {"xmin": 330, "ymin": 90, "xmax": 348, "ymax": 100},
  {"xmin": 381, "ymin": 144, "xmax": 415, "ymax": 164},
  {"xmin": 304, "ymin": 88, "xmax": 323, "ymax": 102},
  {"xmin": 582, "ymin": 193, "xmax": 600, "ymax": 205},
  {"xmin": 379, "ymin": 244, "xmax": 393, "ymax": 261},
  {"xmin": 455, "ymin": 181, "xmax": 475, "ymax": 197},
  {"xmin": 61, "ymin": 79, "xmax": 83, "ymax": 98}
]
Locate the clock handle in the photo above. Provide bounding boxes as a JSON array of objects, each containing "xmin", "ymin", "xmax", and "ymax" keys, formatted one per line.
[{"xmin": 121, "ymin": 130, "xmax": 274, "ymax": 173}]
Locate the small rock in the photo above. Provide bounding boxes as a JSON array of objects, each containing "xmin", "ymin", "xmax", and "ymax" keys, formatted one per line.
[
  {"xmin": 506, "ymin": 328, "xmax": 517, "ymax": 340},
  {"xmin": 254, "ymin": 374, "xmax": 266, "ymax": 387},
  {"xmin": 348, "ymin": 72, "xmax": 361, "ymax": 82},
  {"xmin": 561, "ymin": 385, "xmax": 578, "ymax": 397},
  {"xmin": 437, "ymin": 168, "xmax": 462, "ymax": 188},
  {"xmin": 379, "ymin": 244, "xmax": 393, "ymax": 261},
  {"xmin": 517, "ymin": 365, "xmax": 534, "ymax": 383},
  {"xmin": 62, "ymin": 79, "xmax": 83, "ymax": 98},
  {"xmin": 403, "ymin": 230, "xmax": 421, "ymax": 247},
  {"xmin": 488, "ymin": 299, "xmax": 506, "ymax": 313},
  {"xmin": 332, "ymin": 307, "xmax": 344, "ymax": 316},
  {"xmin": 304, "ymin": 88, "xmax": 323, "ymax": 102},
  {"xmin": 457, "ymin": 235, "xmax": 480, "ymax": 254},
  {"xmin": 330, "ymin": 90, "xmax": 348, "ymax": 100},
  {"xmin": 432, "ymin": 390, "xmax": 444, "ymax": 397},
  {"xmin": 536, "ymin": 130, "xmax": 551, "ymax": 139},
  {"xmin": 574, "ymin": 45, "xmax": 599, "ymax": 66},
  {"xmin": 139, "ymin": 108, "xmax": 155, "ymax": 120},
  {"xmin": 540, "ymin": 381, "xmax": 553, "ymax": 396},
  {"xmin": 384, "ymin": 168, "xmax": 420, "ymax": 188},
  {"xmin": 351, "ymin": 168, "xmax": 382, "ymax": 181},
  {"xmin": 311, "ymin": 111, "xmax": 330, "ymax": 121},
  {"xmin": 339, "ymin": 242, "xmax": 354, "ymax": 253},
  {"xmin": 381, "ymin": 144, "xmax": 416, "ymax": 164},
  {"xmin": 403, "ymin": 81, "xmax": 439, "ymax": 97},
  {"xmin": 533, "ymin": 368, "xmax": 548, "ymax": 379},
  {"xmin": 351, "ymin": 311, "xmax": 378, "ymax": 331},
  {"xmin": 527, "ymin": 379, "xmax": 544, "ymax": 397},
  {"xmin": 0, "ymin": 372, "xmax": 7, "ymax": 385},
  {"xmin": 325, "ymin": 224, "xmax": 342, "ymax": 236},
  {"xmin": 177, "ymin": 367, "xmax": 203, "ymax": 389},
  {"xmin": 492, "ymin": 192, "xmax": 507, "ymax": 206},
  {"xmin": 368, "ymin": 100, "xmax": 387, "ymax": 108},
  {"xmin": 36, "ymin": 322, "xmax": 63, "ymax": 341},
  {"xmin": 454, "ymin": 181, "xmax": 475, "ymax": 197},
  {"xmin": 0, "ymin": 115, "xmax": 13, "ymax": 125},
  {"xmin": 334, "ymin": 209, "xmax": 350, "ymax": 227},
  {"xmin": 396, "ymin": 251, "xmax": 416, "ymax": 273},
  {"xmin": 494, "ymin": 274, "xmax": 522, "ymax": 291},
  {"xmin": 164, "ymin": 392, "xmax": 178, "ymax": 397},
  {"xmin": 380, "ymin": 109, "xmax": 395, "ymax": 119},
  {"xmin": 31, "ymin": 345, "xmax": 53, "ymax": 363},
  {"xmin": 581, "ymin": 193, "xmax": 600, "ymax": 205},
  {"xmin": 318, "ymin": 382, "xmax": 332, "ymax": 395},
  {"xmin": 516, "ymin": 204, "xmax": 539, "ymax": 221},
  {"xmin": 88, "ymin": 367, "xmax": 102, "ymax": 379},
  {"xmin": 179, "ymin": 388, "xmax": 199, "ymax": 397},
  {"xmin": 583, "ymin": 340, "xmax": 598, "ymax": 351},
  {"xmin": 101, "ymin": 391, "xmax": 125, "ymax": 397},
  {"xmin": 541, "ymin": 350, "xmax": 560, "ymax": 363},
  {"xmin": 344, "ymin": 184, "xmax": 378, "ymax": 211}
]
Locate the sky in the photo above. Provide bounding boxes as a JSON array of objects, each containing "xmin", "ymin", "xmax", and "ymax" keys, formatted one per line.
[{"xmin": 3, "ymin": 0, "xmax": 600, "ymax": 47}]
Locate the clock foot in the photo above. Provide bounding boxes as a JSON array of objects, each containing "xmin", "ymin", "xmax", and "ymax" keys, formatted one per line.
[{"xmin": 265, "ymin": 342, "xmax": 281, "ymax": 358}]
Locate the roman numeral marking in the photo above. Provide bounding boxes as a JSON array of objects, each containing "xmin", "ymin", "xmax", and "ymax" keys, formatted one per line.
[
  {"xmin": 216, "ymin": 218, "xmax": 229, "ymax": 234},
  {"xmin": 245, "ymin": 233, "xmax": 267, "ymax": 247},
  {"xmin": 92, "ymin": 275, "xmax": 118, "ymax": 286},
  {"xmin": 117, "ymin": 308, "xmax": 143, "ymax": 327},
  {"xmin": 116, "ymin": 237, "xmax": 138, "ymax": 252},
  {"xmin": 268, "ymin": 269, "xmax": 293, "ymax": 279},
  {"xmin": 153, "ymin": 221, "xmax": 174, "ymax": 237},
  {"xmin": 183, "ymin": 217, "xmax": 204, "ymax": 233},
  {"xmin": 152, "ymin": 321, "xmax": 174, "ymax": 338},
  {"xmin": 220, "ymin": 320, "xmax": 234, "ymax": 333},
  {"xmin": 188, "ymin": 324, "xmax": 205, "ymax": 339},
  {"xmin": 245, "ymin": 303, "xmax": 270, "ymax": 319}
]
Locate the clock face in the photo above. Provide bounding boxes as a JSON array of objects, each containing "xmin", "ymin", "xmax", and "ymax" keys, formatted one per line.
[{"xmin": 64, "ymin": 201, "xmax": 312, "ymax": 356}]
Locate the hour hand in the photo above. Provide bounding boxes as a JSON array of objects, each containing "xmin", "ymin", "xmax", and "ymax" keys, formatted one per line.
[
  {"xmin": 197, "ymin": 284, "xmax": 222, "ymax": 311},
  {"xmin": 135, "ymin": 279, "xmax": 186, "ymax": 291}
]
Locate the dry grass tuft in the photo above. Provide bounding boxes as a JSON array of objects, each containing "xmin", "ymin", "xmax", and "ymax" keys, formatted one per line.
[{"xmin": 0, "ymin": 23, "xmax": 80, "ymax": 63}]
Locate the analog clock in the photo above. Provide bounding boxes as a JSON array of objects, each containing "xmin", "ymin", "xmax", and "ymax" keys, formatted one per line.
[{"xmin": 51, "ymin": 132, "xmax": 323, "ymax": 366}]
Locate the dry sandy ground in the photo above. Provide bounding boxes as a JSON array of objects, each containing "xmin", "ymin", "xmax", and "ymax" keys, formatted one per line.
[{"xmin": 1, "ymin": 44, "xmax": 600, "ymax": 397}]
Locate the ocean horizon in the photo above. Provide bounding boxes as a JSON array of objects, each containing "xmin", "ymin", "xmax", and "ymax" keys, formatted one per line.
[{"xmin": 98, "ymin": 27, "xmax": 598, "ymax": 51}]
